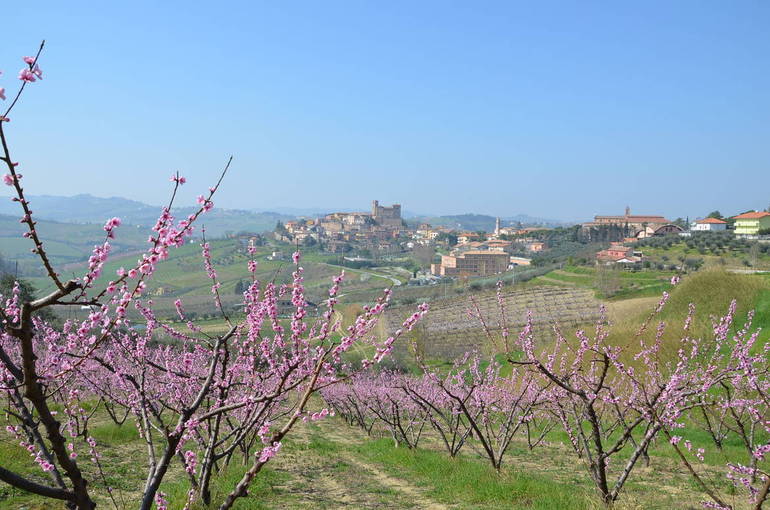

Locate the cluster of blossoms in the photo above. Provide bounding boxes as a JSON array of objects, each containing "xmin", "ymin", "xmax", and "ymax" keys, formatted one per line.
[
  {"xmin": 5, "ymin": 424, "xmax": 55, "ymax": 472},
  {"xmin": 19, "ymin": 56, "xmax": 43, "ymax": 82},
  {"xmin": 0, "ymin": 54, "xmax": 43, "ymax": 104}
]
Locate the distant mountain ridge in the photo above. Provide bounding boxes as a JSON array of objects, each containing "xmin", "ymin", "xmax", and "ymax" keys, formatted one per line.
[
  {"xmin": 0, "ymin": 195, "xmax": 565, "ymax": 238},
  {"xmin": 0, "ymin": 194, "xmax": 294, "ymax": 237},
  {"xmin": 408, "ymin": 213, "xmax": 565, "ymax": 232}
]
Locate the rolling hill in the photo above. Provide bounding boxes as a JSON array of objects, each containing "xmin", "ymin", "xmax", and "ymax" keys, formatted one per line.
[{"xmin": 0, "ymin": 194, "xmax": 294, "ymax": 237}]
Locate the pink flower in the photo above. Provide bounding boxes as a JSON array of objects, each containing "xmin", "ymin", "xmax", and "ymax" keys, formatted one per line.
[
  {"xmin": 103, "ymin": 217, "xmax": 121, "ymax": 232},
  {"xmin": 18, "ymin": 68, "xmax": 36, "ymax": 82},
  {"xmin": 23, "ymin": 56, "xmax": 36, "ymax": 65},
  {"xmin": 2, "ymin": 174, "xmax": 13, "ymax": 186},
  {"xmin": 0, "ymin": 88, "xmax": 6, "ymax": 101},
  {"xmin": 258, "ymin": 442, "xmax": 282, "ymax": 462}
]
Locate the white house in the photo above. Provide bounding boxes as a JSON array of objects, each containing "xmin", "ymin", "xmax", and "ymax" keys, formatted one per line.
[{"xmin": 692, "ymin": 217, "xmax": 728, "ymax": 232}]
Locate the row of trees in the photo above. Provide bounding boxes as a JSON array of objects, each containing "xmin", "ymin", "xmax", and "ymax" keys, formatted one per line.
[{"xmin": 325, "ymin": 282, "xmax": 770, "ymax": 509}]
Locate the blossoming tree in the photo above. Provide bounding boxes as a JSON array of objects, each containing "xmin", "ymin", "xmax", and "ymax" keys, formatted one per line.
[{"xmin": 0, "ymin": 43, "xmax": 427, "ymax": 510}]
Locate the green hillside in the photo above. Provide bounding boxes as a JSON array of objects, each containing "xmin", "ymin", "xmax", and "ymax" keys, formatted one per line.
[
  {"xmin": 0, "ymin": 214, "xmax": 150, "ymax": 276},
  {"xmin": 29, "ymin": 239, "xmax": 397, "ymax": 320},
  {"xmin": 604, "ymin": 270, "xmax": 770, "ymax": 359}
]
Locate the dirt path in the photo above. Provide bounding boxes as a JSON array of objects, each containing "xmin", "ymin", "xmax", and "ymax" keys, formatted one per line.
[
  {"xmin": 264, "ymin": 417, "xmax": 450, "ymax": 509},
  {"xmin": 322, "ymin": 425, "xmax": 450, "ymax": 510},
  {"xmin": 343, "ymin": 456, "xmax": 449, "ymax": 510}
]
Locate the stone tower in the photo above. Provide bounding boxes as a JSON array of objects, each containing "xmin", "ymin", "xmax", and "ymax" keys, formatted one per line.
[{"xmin": 371, "ymin": 200, "xmax": 402, "ymax": 227}]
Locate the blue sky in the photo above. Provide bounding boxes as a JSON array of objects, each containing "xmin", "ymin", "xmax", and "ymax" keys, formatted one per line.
[{"xmin": 1, "ymin": 1, "xmax": 768, "ymax": 221}]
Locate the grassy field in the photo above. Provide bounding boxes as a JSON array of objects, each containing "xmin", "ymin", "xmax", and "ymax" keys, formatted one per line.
[{"xmin": 607, "ymin": 269, "xmax": 770, "ymax": 345}]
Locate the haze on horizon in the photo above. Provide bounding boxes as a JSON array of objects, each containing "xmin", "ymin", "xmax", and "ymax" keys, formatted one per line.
[{"xmin": 1, "ymin": 1, "xmax": 768, "ymax": 223}]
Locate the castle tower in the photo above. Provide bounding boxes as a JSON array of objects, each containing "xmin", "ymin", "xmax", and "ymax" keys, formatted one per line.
[
  {"xmin": 625, "ymin": 206, "xmax": 631, "ymax": 217},
  {"xmin": 495, "ymin": 217, "xmax": 501, "ymax": 236}
]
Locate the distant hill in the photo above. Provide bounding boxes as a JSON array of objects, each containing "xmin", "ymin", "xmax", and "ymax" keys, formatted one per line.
[
  {"xmin": 0, "ymin": 213, "xmax": 151, "ymax": 276},
  {"xmin": 407, "ymin": 213, "xmax": 564, "ymax": 232},
  {"xmin": 0, "ymin": 194, "xmax": 294, "ymax": 237},
  {"xmin": 0, "ymin": 195, "xmax": 566, "ymax": 243},
  {"xmin": 503, "ymin": 214, "xmax": 568, "ymax": 227}
]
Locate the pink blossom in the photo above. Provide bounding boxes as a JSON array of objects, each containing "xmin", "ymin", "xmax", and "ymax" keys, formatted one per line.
[
  {"xmin": 18, "ymin": 68, "xmax": 36, "ymax": 82},
  {"xmin": 258, "ymin": 442, "xmax": 282, "ymax": 462},
  {"xmin": 0, "ymin": 88, "xmax": 6, "ymax": 101},
  {"xmin": 2, "ymin": 174, "xmax": 13, "ymax": 186}
]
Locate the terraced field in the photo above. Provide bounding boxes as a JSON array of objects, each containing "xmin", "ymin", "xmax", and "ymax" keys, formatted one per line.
[{"xmin": 382, "ymin": 286, "xmax": 602, "ymax": 361}]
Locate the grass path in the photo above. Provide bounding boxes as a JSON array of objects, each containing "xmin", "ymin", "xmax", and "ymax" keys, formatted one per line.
[
  {"xmin": 259, "ymin": 417, "xmax": 451, "ymax": 509},
  {"xmin": 320, "ymin": 424, "xmax": 450, "ymax": 510}
]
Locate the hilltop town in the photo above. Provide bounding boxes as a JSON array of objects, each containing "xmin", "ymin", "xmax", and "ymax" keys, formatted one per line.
[{"xmin": 267, "ymin": 201, "xmax": 770, "ymax": 284}]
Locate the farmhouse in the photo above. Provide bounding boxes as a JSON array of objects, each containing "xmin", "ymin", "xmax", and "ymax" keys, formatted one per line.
[
  {"xmin": 595, "ymin": 244, "xmax": 643, "ymax": 265},
  {"xmin": 733, "ymin": 211, "xmax": 770, "ymax": 236},
  {"xmin": 526, "ymin": 241, "xmax": 546, "ymax": 252},
  {"xmin": 692, "ymin": 217, "xmax": 728, "ymax": 232}
]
